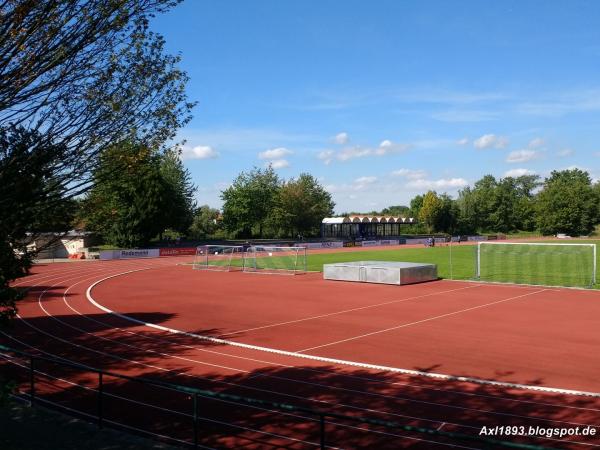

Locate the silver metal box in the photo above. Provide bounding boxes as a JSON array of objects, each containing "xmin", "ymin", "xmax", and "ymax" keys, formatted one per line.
[{"xmin": 323, "ymin": 261, "xmax": 437, "ymax": 285}]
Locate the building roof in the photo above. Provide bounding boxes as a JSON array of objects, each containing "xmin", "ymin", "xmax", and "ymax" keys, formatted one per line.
[{"xmin": 322, "ymin": 216, "xmax": 415, "ymax": 224}]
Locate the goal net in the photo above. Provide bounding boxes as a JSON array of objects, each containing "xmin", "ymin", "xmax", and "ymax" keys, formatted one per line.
[
  {"xmin": 193, "ymin": 245, "xmax": 244, "ymax": 271},
  {"xmin": 243, "ymin": 246, "xmax": 307, "ymax": 275},
  {"xmin": 476, "ymin": 242, "xmax": 597, "ymax": 288}
]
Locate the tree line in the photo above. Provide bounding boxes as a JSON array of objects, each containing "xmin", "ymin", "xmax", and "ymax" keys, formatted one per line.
[
  {"xmin": 387, "ymin": 170, "xmax": 599, "ymax": 237},
  {"xmin": 80, "ymin": 165, "xmax": 599, "ymax": 244}
]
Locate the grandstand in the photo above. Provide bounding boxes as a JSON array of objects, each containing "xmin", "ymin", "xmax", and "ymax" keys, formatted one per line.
[{"xmin": 321, "ymin": 215, "xmax": 417, "ymax": 239}]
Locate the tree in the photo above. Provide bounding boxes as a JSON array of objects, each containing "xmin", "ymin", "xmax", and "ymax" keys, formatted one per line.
[
  {"xmin": 419, "ymin": 191, "xmax": 443, "ymax": 233},
  {"xmin": 488, "ymin": 178, "xmax": 518, "ymax": 233},
  {"xmin": 455, "ymin": 186, "xmax": 478, "ymax": 234},
  {"xmin": 1, "ymin": 0, "xmax": 191, "ymax": 316},
  {"xmin": 274, "ymin": 174, "xmax": 335, "ymax": 237},
  {"xmin": 381, "ymin": 205, "xmax": 410, "ymax": 216},
  {"xmin": 536, "ymin": 169, "xmax": 598, "ymax": 236},
  {"xmin": 81, "ymin": 141, "xmax": 170, "ymax": 247},
  {"xmin": 513, "ymin": 175, "xmax": 540, "ymax": 231},
  {"xmin": 189, "ymin": 205, "xmax": 221, "ymax": 239},
  {"xmin": 409, "ymin": 195, "xmax": 424, "ymax": 219},
  {"xmin": 1, "ymin": 1, "xmax": 193, "ymax": 200},
  {"xmin": 0, "ymin": 126, "xmax": 75, "ymax": 327},
  {"xmin": 221, "ymin": 167, "xmax": 280, "ymax": 238},
  {"xmin": 160, "ymin": 149, "xmax": 196, "ymax": 235},
  {"xmin": 594, "ymin": 182, "xmax": 600, "ymax": 225},
  {"xmin": 437, "ymin": 194, "xmax": 459, "ymax": 234}
]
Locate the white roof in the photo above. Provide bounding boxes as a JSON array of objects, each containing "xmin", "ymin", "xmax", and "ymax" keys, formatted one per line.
[
  {"xmin": 322, "ymin": 217, "xmax": 349, "ymax": 224},
  {"xmin": 322, "ymin": 216, "xmax": 415, "ymax": 224}
]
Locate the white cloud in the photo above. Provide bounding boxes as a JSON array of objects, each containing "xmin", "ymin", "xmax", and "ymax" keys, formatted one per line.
[
  {"xmin": 557, "ymin": 148, "xmax": 574, "ymax": 157},
  {"xmin": 338, "ymin": 146, "xmax": 372, "ymax": 161},
  {"xmin": 474, "ymin": 134, "xmax": 509, "ymax": 149},
  {"xmin": 258, "ymin": 147, "xmax": 293, "ymax": 160},
  {"xmin": 528, "ymin": 137, "xmax": 544, "ymax": 149},
  {"xmin": 506, "ymin": 149, "xmax": 542, "ymax": 163},
  {"xmin": 504, "ymin": 168, "xmax": 537, "ymax": 177},
  {"xmin": 354, "ymin": 176, "xmax": 377, "ymax": 185},
  {"xmin": 317, "ymin": 150, "xmax": 334, "ymax": 165},
  {"xmin": 392, "ymin": 168, "xmax": 428, "ymax": 180},
  {"xmin": 329, "ymin": 140, "xmax": 409, "ymax": 163},
  {"xmin": 334, "ymin": 132, "xmax": 349, "ymax": 145},
  {"xmin": 406, "ymin": 177, "xmax": 468, "ymax": 190},
  {"xmin": 457, "ymin": 137, "xmax": 470, "ymax": 146},
  {"xmin": 353, "ymin": 176, "xmax": 378, "ymax": 191},
  {"xmin": 180, "ymin": 145, "xmax": 219, "ymax": 160},
  {"xmin": 269, "ymin": 159, "xmax": 290, "ymax": 169},
  {"xmin": 431, "ymin": 109, "xmax": 499, "ymax": 122},
  {"xmin": 376, "ymin": 139, "xmax": 410, "ymax": 155}
]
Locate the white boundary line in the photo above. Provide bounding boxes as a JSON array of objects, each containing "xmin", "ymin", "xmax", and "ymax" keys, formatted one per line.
[
  {"xmin": 297, "ymin": 289, "xmax": 548, "ymax": 352},
  {"xmin": 221, "ymin": 284, "xmax": 480, "ymax": 337},
  {"xmin": 85, "ymin": 268, "xmax": 600, "ymax": 399}
]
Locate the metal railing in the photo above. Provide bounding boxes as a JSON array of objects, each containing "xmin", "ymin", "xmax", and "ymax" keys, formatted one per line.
[{"xmin": 0, "ymin": 344, "xmax": 550, "ymax": 450}]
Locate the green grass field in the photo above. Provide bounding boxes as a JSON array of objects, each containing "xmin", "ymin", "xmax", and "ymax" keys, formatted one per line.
[
  {"xmin": 190, "ymin": 240, "xmax": 599, "ymax": 288},
  {"xmin": 304, "ymin": 240, "xmax": 599, "ymax": 289}
]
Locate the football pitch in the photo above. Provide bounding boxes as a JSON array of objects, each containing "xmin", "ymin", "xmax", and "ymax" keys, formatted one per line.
[{"xmin": 305, "ymin": 240, "xmax": 600, "ymax": 289}]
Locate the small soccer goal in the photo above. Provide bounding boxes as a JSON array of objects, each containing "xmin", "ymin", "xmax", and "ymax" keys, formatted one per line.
[
  {"xmin": 243, "ymin": 245, "xmax": 307, "ymax": 275},
  {"xmin": 193, "ymin": 245, "xmax": 244, "ymax": 271},
  {"xmin": 475, "ymin": 242, "xmax": 597, "ymax": 288}
]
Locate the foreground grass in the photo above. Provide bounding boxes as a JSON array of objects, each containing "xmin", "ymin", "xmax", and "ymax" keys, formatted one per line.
[{"xmin": 0, "ymin": 400, "xmax": 181, "ymax": 450}]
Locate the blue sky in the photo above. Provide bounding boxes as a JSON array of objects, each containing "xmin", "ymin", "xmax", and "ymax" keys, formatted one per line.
[{"xmin": 151, "ymin": 0, "xmax": 600, "ymax": 213}]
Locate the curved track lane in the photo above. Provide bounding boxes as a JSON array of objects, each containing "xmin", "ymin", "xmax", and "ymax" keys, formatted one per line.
[{"xmin": 2, "ymin": 258, "xmax": 600, "ymax": 449}]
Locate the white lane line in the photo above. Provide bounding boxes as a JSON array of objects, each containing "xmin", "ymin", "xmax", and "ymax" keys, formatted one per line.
[
  {"xmin": 7, "ymin": 262, "xmax": 600, "ymax": 444},
  {"xmin": 60, "ymin": 275, "xmax": 600, "ymax": 422},
  {"xmin": 26, "ymin": 261, "xmax": 600, "ymax": 413},
  {"xmin": 219, "ymin": 284, "xmax": 481, "ymax": 337},
  {"xmin": 85, "ymin": 271, "xmax": 600, "ymax": 398},
  {"xmin": 297, "ymin": 289, "xmax": 548, "ymax": 352}
]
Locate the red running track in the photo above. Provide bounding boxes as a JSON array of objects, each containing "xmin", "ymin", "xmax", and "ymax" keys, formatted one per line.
[{"xmin": 2, "ymin": 257, "xmax": 600, "ymax": 449}]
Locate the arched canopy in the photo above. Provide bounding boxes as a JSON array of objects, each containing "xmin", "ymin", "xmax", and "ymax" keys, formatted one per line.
[
  {"xmin": 322, "ymin": 217, "xmax": 351, "ymax": 224},
  {"xmin": 323, "ymin": 216, "xmax": 416, "ymax": 224}
]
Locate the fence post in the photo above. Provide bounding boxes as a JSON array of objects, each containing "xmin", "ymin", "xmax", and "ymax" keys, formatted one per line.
[
  {"xmin": 193, "ymin": 393, "xmax": 199, "ymax": 449},
  {"xmin": 319, "ymin": 413, "xmax": 326, "ymax": 449},
  {"xmin": 29, "ymin": 356, "xmax": 35, "ymax": 406},
  {"xmin": 97, "ymin": 371, "xmax": 103, "ymax": 428}
]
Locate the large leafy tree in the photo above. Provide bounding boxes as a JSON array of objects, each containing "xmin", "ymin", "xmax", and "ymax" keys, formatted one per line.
[
  {"xmin": 82, "ymin": 141, "xmax": 170, "ymax": 247},
  {"xmin": 274, "ymin": 173, "xmax": 335, "ymax": 237},
  {"xmin": 221, "ymin": 167, "xmax": 281, "ymax": 238},
  {"xmin": 455, "ymin": 174, "xmax": 540, "ymax": 233},
  {"xmin": 419, "ymin": 191, "xmax": 443, "ymax": 233},
  {"xmin": 0, "ymin": 0, "xmax": 191, "ymax": 325},
  {"xmin": 1, "ymin": 1, "xmax": 193, "ymax": 197},
  {"xmin": 160, "ymin": 149, "xmax": 196, "ymax": 234},
  {"xmin": 536, "ymin": 169, "xmax": 598, "ymax": 236},
  {"xmin": 189, "ymin": 205, "xmax": 222, "ymax": 239},
  {"xmin": 409, "ymin": 195, "xmax": 424, "ymax": 219},
  {"xmin": 513, "ymin": 175, "xmax": 540, "ymax": 231},
  {"xmin": 436, "ymin": 193, "xmax": 459, "ymax": 234},
  {"xmin": 0, "ymin": 126, "xmax": 75, "ymax": 327},
  {"xmin": 380, "ymin": 205, "xmax": 410, "ymax": 216},
  {"xmin": 594, "ymin": 182, "xmax": 600, "ymax": 225}
]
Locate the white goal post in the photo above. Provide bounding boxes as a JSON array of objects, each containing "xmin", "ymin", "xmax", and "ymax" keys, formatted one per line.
[
  {"xmin": 475, "ymin": 241, "xmax": 597, "ymax": 288},
  {"xmin": 243, "ymin": 245, "xmax": 307, "ymax": 275},
  {"xmin": 193, "ymin": 245, "xmax": 244, "ymax": 271}
]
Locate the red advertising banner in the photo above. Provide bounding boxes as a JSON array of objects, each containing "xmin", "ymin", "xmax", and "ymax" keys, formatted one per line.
[{"xmin": 159, "ymin": 247, "xmax": 197, "ymax": 257}]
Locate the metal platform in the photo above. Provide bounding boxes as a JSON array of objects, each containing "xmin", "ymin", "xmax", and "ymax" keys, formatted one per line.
[{"xmin": 323, "ymin": 261, "xmax": 437, "ymax": 285}]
